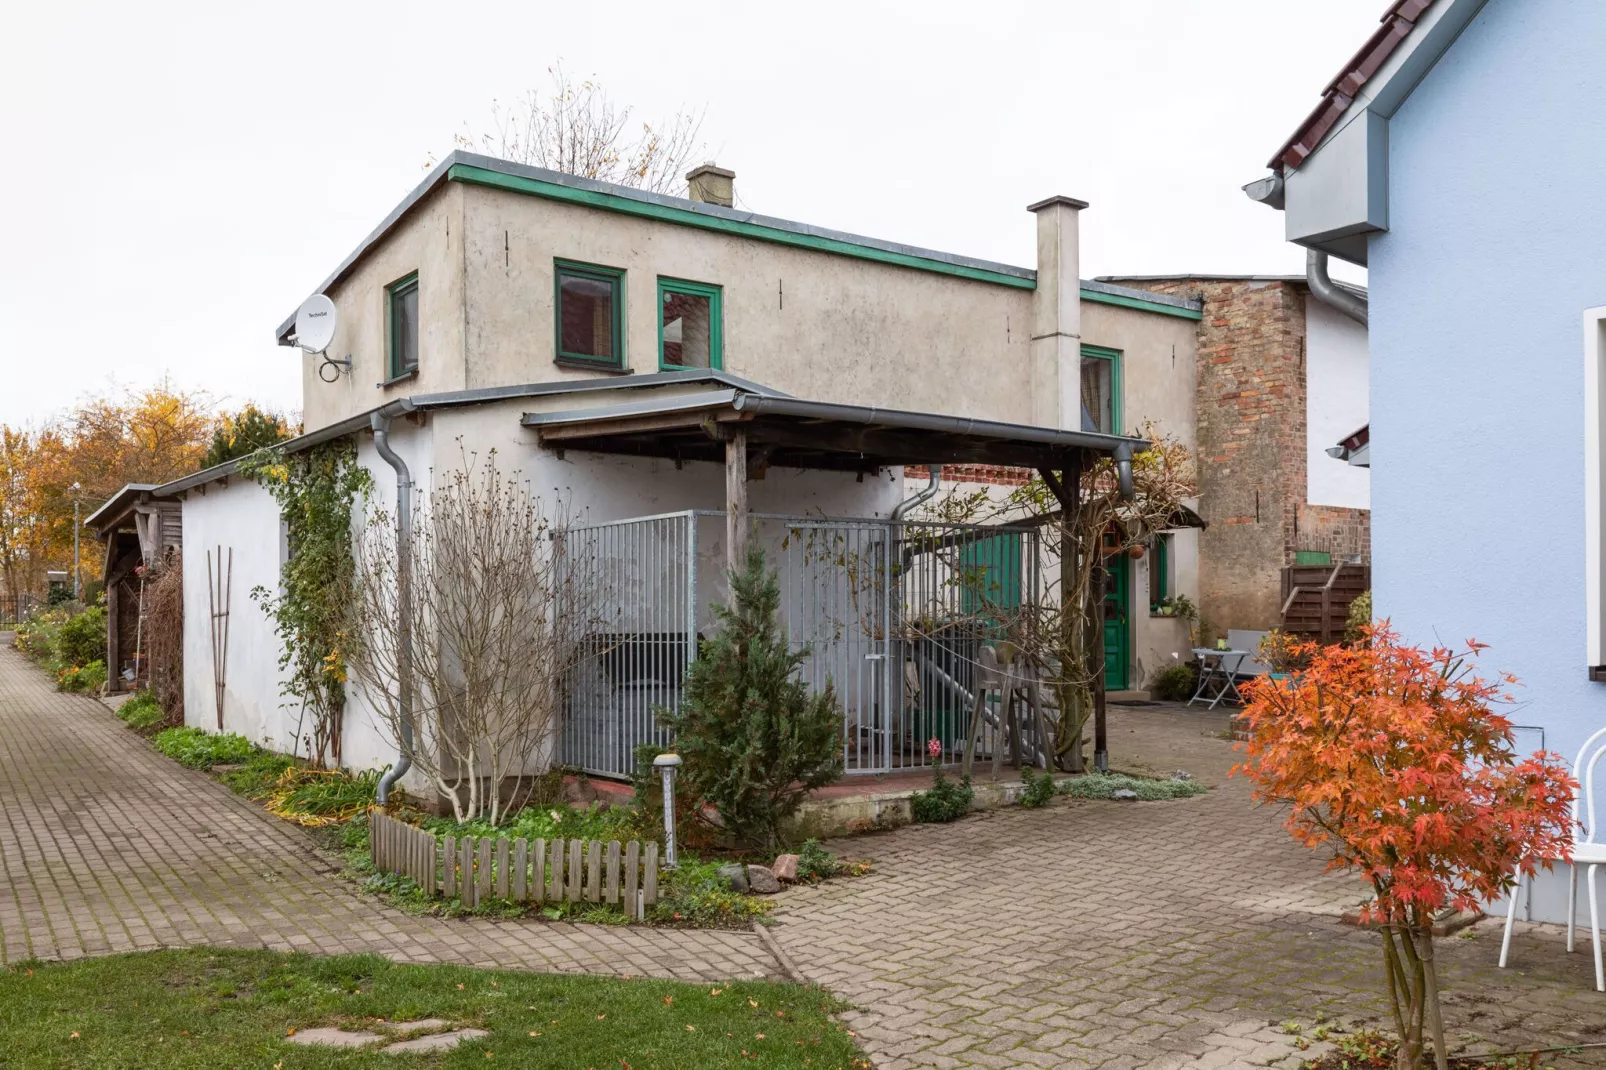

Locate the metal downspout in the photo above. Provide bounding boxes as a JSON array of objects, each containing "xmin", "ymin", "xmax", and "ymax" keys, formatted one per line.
[
  {"xmin": 1306, "ymin": 248, "xmax": 1369, "ymax": 326},
  {"xmin": 372, "ymin": 409, "xmax": 414, "ymax": 805},
  {"xmin": 890, "ymin": 465, "xmax": 942, "ymax": 521}
]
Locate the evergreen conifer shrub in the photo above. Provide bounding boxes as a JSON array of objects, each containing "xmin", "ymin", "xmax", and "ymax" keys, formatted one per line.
[{"xmin": 658, "ymin": 545, "xmax": 843, "ymax": 850}]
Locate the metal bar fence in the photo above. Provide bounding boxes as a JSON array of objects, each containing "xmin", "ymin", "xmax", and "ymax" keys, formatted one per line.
[
  {"xmin": 369, "ymin": 810, "xmax": 660, "ymax": 917},
  {"xmin": 558, "ymin": 510, "xmax": 1043, "ymax": 780}
]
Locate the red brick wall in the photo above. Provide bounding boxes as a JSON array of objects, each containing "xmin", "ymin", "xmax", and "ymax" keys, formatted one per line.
[
  {"xmin": 1119, "ymin": 278, "xmax": 1368, "ymax": 634},
  {"xmin": 906, "ymin": 464, "xmax": 1034, "ymax": 487}
]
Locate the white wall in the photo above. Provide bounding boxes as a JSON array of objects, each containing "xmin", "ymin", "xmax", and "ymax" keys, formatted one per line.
[
  {"xmin": 1305, "ymin": 294, "xmax": 1370, "ymax": 509},
  {"xmin": 180, "ymin": 478, "xmax": 291, "ymax": 751}
]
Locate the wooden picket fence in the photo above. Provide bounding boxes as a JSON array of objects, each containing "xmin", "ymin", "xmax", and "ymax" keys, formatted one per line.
[{"xmin": 369, "ymin": 809, "xmax": 661, "ymax": 918}]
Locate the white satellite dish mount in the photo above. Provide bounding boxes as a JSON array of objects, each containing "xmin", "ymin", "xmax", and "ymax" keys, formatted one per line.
[{"xmin": 294, "ymin": 294, "xmax": 350, "ymax": 382}]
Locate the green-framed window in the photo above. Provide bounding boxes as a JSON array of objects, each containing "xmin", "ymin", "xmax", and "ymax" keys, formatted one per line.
[
  {"xmin": 1149, "ymin": 533, "xmax": 1171, "ymax": 611},
  {"xmin": 386, "ymin": 272, "xmax": 420, "ymax": 380},
  {"xmin": 657, "ymin": 277, "xmax": 723, "ymax": 370},
  {"xmin": 1080, "ymin": 344, "xmax": 1122, "ymax": 435},
  {"xmin": 555, "ymin": 260, "xmax": 626, "ymax": 368}
]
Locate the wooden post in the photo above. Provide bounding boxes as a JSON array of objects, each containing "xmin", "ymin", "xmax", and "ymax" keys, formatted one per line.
[{"xmin": 725, "ymin": 429, "xmax": 748, "ymax": 576}]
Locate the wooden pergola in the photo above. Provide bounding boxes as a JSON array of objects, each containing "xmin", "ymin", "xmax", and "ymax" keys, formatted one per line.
[{"xmin": 523, "ymin": 384, "xmax": 1146, "ymax": 772}]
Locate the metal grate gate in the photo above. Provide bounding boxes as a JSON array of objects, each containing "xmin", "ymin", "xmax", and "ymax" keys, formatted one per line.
[{"xmin": 560, "ymin": 510, "xmax": 1041, "ymax": 779}]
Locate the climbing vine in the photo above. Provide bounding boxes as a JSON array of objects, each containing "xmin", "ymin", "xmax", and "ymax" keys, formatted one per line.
[{"xmin": 239, "ymin": 439, "xmax": 371, "ymax": 769}]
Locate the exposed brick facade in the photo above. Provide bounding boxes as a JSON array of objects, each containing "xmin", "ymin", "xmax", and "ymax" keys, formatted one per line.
[
  {"xmin": 905, "ymin": 464, "xmax": 1032, "ymax": 487},
  {"xmin": 1113, "ymin": 278, "xmax": 1369, "ymax": 634}
]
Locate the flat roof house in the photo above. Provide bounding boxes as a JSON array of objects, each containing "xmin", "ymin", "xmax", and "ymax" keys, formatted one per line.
[{"xmin": 154, "ymin": 152, "xmax": 1204, "ymax": 789}]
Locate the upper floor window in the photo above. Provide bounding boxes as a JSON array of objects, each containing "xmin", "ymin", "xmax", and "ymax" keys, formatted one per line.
[
  {"xmin": 658, "ymin": 277, "xmax": 723, "ymax": 370},
  {"xmin": 1080, "ymin": 344, "xmax": 1122, "ymax": 435},
  {"xmin": 387, "ymin": 272, "xmax": 419, "ymax": 380},
  {"xmin": 555, "ymin": 260, "xmax": 625, "ymax": 368}
]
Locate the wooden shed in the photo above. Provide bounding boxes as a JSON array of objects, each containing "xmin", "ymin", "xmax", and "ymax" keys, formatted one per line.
[{"xmin": 85, "ymin": 484, "xmax": 182, "ymax": 692}]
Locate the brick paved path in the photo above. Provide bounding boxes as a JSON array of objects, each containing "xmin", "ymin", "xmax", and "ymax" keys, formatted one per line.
[
  {"xmin": 0, "ymin": 645, "xmax": 779, "ymax": 982},
  {"xmin": 770, "ymin": 707, "xmax": 1606, "ymax": 1069}
]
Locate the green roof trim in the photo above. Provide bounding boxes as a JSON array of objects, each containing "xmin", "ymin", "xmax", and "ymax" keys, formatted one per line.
[
  {"xmin": 448, "ymin": 163, "xmax": 1036, "ymax": 291},
  {"xmin": 1079, "ymin": 287, "xmax": 1203, "ymax": 321}
]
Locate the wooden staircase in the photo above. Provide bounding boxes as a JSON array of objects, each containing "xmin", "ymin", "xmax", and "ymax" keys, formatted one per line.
[{"xmin": 1280, "ymin": 563, "xmax": 1369, "ymax": 643}]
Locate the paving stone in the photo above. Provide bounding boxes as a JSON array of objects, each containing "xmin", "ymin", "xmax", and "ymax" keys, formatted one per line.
[
  {"xmin": 385, "ymin": 1017, "xmax": 451, "ymax": 1033},
  {"xmin": 286, "ymin": 1027, "xmax": 383, "ymax": 1047},
  {"xmin": 0, "ymin": 646, "xmax": 781, "ymax": 983},
  {"xmin": 768, "ymin": 703, "xmax": 1606, "ymax": 1070},
  {"xmin": 382, "ymin": 1027, "xmax": 489, "ymax": 1052}
]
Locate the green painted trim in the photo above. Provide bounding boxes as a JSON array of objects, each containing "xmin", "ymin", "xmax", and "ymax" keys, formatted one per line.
[
  {"xmin": 1080, "ymin": 344, "xmax": 1123, "ymax": 436},
  {"xmin": 1150, "ymin": 533, "xmax": 1170, "ymax": 609},
  {"xmin": 554, "ymin": 259, "xmax": 626, "ymax": 369},
  {"xmin": 449, "ymin": 163, "xmax": 1036, "ymax": 291},
  {"xmin": 656, "ymin": 276, "xmax": 724, "ymax": 372},
  {"xmin": 386, "ymin": 271, "xmax": 419, "ymax": 380},
  {"xmin": 1080, "ymin": 288, "xmax": 1203, "ymax": 320}
]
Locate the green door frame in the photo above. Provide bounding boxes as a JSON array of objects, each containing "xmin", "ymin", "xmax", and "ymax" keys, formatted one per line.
[{"xmin": 1103, "ymin": 554, "xmax": 1130, "ymax": 691}]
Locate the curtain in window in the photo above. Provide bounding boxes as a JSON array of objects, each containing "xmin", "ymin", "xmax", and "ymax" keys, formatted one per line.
[{"xmin": 1081, "ymin": 356, "xmax": 1112, "ymax": 434}]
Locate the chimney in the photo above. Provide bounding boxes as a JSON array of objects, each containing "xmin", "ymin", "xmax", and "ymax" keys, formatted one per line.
[
  {"xmin": 1027, "ymin": 195, "xmax": 1089, "ymax": 431},
  {"xmin": 686, "ymin": 164, "xmax": 735, "ymax": 207}
]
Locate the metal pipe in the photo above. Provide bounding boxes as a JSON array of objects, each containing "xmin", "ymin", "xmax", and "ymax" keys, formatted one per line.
[
  {"xmin": 1306, "ymin": 248, "xmax": 1368, "ymax": 326},
  {"xmin": 890, "ymin": 465, "xmax": 942, "ymax": 521},
  {"xmin": 372, "ymin": 408, "xmax": 415, "ymax": 805},
  {"xmin": 1113, "ymin": 443, "xmax": 1135, "ymax": 501}
]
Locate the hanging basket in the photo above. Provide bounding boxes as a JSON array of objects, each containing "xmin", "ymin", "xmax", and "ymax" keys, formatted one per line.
[{"xmin": 1126, "ymin": 544, "xmax": 1146, "ymax": 560}]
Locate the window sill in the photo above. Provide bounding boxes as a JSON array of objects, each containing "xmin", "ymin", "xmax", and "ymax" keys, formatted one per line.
[
  {"xmin": 659, "ymin": 363, "xmax": 723, "ymax": 373},
  {"xmin": 554, "ymin": 358, "xmax": 632, "ymax": 375},
  {"xmin": 377, "ymin": 368, "xmax": 419, "ymax": 389}
]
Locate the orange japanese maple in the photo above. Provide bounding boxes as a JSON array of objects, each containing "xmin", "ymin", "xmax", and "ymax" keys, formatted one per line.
[{"xmin": 1233, "ymin": 623, "xmax": 1575, "ymax": 1070}]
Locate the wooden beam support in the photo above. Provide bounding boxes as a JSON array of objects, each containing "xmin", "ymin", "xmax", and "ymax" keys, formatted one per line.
[
  {"xmin": 745, "ymin": 422, "xmax": 1061, "ymax": 470},
  {"xmin": 725, "ymin": 429, "xmax": 748, "ymax": 577}
]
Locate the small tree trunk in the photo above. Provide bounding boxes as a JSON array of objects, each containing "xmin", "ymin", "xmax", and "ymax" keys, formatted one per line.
[{"xmin": 1418, "ymin": 925, "xmax": 1450, "ymax": 1070}]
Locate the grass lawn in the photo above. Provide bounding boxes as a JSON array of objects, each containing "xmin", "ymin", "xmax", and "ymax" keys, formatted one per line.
[{"xmin": 0, "ymin": 948, "xmax": 867, "ymax": 1069}]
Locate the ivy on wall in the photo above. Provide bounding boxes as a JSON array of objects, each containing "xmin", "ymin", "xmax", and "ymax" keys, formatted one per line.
[{"xmin": 239, "ymin": 439, "xmax": 372, "ymax": 769}]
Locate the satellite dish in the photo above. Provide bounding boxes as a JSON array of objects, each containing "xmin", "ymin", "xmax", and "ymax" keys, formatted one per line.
[{"xmin": 294, "ymin": 295, "xmax": 338, "ymax": 354}]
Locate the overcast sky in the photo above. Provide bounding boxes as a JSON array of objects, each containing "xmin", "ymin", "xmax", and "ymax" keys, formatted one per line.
[{"xmin": 0, "ymin": 0, "xmax": 1380, "ymax": 429}]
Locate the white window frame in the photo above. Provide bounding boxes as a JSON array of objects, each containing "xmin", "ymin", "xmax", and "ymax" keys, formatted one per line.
[{"xmin": 1585, "ymin": 307, "xmax": 1606, "ymax": 673}]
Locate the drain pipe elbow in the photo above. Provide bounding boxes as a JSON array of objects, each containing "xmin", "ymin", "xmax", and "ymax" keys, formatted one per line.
[
  {"xmin": 891, "ymin": 465, "xmax": 943, "ymax": 521},
  {"xmin": 1306, "ymin": 248, "xmax": 1368, "ymax": 326},
  {"xmin": 371, "ymin": 410, "xmax": 414, "ymax": 805},
  {"xmin": 1114, "ymin": 444, "xmax": 1135, "ymax": 501}
]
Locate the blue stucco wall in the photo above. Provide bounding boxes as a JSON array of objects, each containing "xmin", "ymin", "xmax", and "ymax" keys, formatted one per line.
[{"xmin": 1370, "ymin": 0, "xmax": 1606, "ymax": 922}]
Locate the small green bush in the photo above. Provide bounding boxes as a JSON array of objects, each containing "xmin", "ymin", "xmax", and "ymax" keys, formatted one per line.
[
  {"xmin": 116, "ymin": 690, "xmax": 166, "ymax": 731},
  {"xmin": 649, "ymin": 858, "xmax": 773, "ymax": 927},
  {"xmin": 216, "ymin": 751, "xmax": 296, "ymax": 798},
  {"xmin": 1149, "ymin": 663, "xmax": 1196, "ymax": 702},
  {"xmin": 57, "ymin": 660, "xmax": 107, "ymax": 693},
  {"xmin": 1058, "ymin": 772, "xmax": 1207, "ymax": 801},
  {"xmin": 1346, "ymin": 589, "xmax": 1373, "ymax": 643},
  {"xmin": 152, "ymin": 727, "xmax": 257, "ymax": 769},
  {"xmin": 910, "ymin": 769, "xmax": 974, "ymax": 823},
  {"xmin": 796, "ymin": 838, "xmax": 840, "ymax": 882},
  {"xmin": 1019, "ymin": 767, "xmax": 1057, "ymax": 809},
  {"xmin": 55, "ymin": 606, "xmax": 106, "ymax": 669}
]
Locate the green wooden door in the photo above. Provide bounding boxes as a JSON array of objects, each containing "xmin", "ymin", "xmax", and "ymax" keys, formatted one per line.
[
  {"xmin": 959, "ymin": 532, "xmax": 1022, "ymax": 620},
  {"xmin": 1102, "ymin": 555, "xmax": 1130, "ymax": 690}
]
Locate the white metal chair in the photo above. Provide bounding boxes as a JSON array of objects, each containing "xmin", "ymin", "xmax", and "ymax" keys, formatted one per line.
[{"xmin": 1499, "ymin": 723, "xmax": 1606, "ymax": 991}]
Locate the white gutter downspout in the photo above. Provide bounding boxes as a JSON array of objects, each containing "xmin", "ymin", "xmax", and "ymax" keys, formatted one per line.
[
  {"xmin": 1306, "ymin": 248, "xmax": 1369, "ymax": 326},
  {"xmin": 371, "ymin": 406, "xmax": 415, "ymax": 805}
]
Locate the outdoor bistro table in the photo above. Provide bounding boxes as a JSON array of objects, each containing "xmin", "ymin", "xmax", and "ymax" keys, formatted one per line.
[{"xmin": 1188, "ymin": 648, "xmax": 1249, "ymax": 709}]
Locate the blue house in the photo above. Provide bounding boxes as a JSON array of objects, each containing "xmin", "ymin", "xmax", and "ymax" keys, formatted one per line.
[{"xmin": 1247, "ymin": 0, "xmax": 1606, "ymax": 928}]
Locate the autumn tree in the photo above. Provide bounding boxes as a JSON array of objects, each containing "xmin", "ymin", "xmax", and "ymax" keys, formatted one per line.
[
  {"xmin": 203, "ymin": 404, "xmax": 293, "ymax": 469},
  {"xmin": 0, "ymin": 381, "xmax": 216, "ymax": 595},
  {"xmin": 444, "ymin": 64, "xmax": 707, "ymax": 195},
  {"xmin": 1233, "ymin": 625, "xmax": 1576, "ymax": 1070}
]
